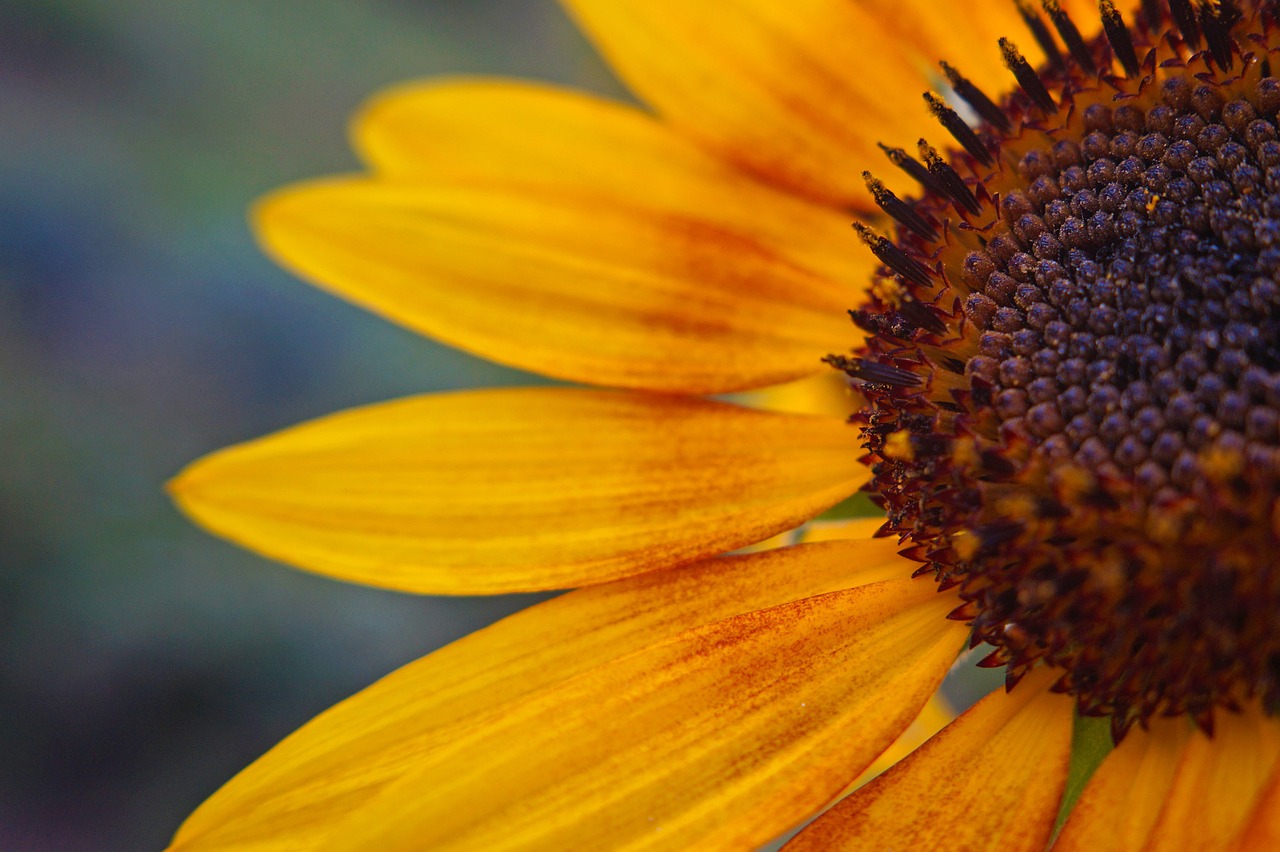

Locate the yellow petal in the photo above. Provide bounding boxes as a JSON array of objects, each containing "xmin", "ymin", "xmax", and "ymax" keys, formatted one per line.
[
  {"xmin": 855, "ymin": 1, "xmax": 1031, "ymax": 99},
  {"xmin": 787, "ymin": 667, "xmax": 1074, "ymax": 851},
  {"xmin": 739, "ymin": 372, "xmax": 860, "ymax": 418},
  {"xmin": 1146, "ymin": 703, "xmax": 1280, "ymax": 852},
  {"xmin": 169, "ymin": 539, "xmax": 923, "ymax": 851},
  {"xmin": 259, "ymin": 118, "xmax": 865, "ymax": 394},
  {"xmin": 559, "ymin": 0, "xmax": 943, "ymax": 207},
  {"xmin": 330, "ymin": 580, "xmax": 966, "ymax": 851},
  {"xmin": 560, "ymin": 0, "xmax": 1133, "ymax": 207},
  {"xmin": 354, "ymin": 75, "xmax": 847, "ymax": 254},
  {"xmin": 858, "ymin": 1, "xmax": 1131, "ymax": 99},
  {"xmin": 1232, "ymin": 750, "xmax": 1280, "ymax": 852},
  {"xmin": 845, "ymin": 691, "xmax": 955, "ymax": 791},
  {"xmin": 170, "ymin": 388, "xmax": 867, "ymax": 594},
  {"xmin": 1059, "ymin": 0, "xmax": 1144, "ymax": 30},
  {"xmin": 1054, "ymin": 717, "xmax": 1191, "ymax": 852}
]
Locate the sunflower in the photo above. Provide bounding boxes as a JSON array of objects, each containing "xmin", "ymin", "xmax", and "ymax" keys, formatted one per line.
[{"xmin": 169, "ymin": 0, "xmax": 1280, "ymax": 848}]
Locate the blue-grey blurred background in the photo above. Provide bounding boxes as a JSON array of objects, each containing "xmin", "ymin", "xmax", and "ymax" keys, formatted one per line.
[{"xmin": 0, "ymin": 2, "xmax": 627, "ymax": 848}]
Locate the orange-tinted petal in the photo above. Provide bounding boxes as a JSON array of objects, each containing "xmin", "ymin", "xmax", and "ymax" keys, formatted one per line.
[
  {"xmin": 262, "ymin": 89, "xmax": 866, "ymax": 394},
  {"xmin": 858, "ymin": 1, "xmax": 1133, "ymax": 99},
  {"xmin": 170, "ymin": 388, "xmax": 867, "ymax": 594},
  {"xmin": 855, "ymin": 1, "xmax": 1034, "ymax": 100},
  {"xmin": 1233, "ymin": 749, "xmax": 1280, "ymax": 851},
  {"xmin": 352, "ymin": 78, "xmax": 868, "ymax": 288},
  {"xmin": 1146, "ymin": 704, "xmax": 1280, "ymax": 851},
  {"xmin": 169, "ymin": 540, "xmax": 924, "ymax": 850},
  {"xmin": 846, "ymin": 691, "xmax": 954, "ymax": 791},
  {"xmin": 559, "ymin": 0, "xmax": 1132, "ymax": 207},
  {"xmin": 1059, "ymin": 0, "xmax": 1144, "ymax": 29},
  {"xmin": 1054, "ymin": 717, "xmax": 1191, "ymax": 852},
  {"xmin": 787, "ymin": 668, "xmax": 1074, "ymax": 851},
  {"xmin": 329, "ymin": 580, "xmax": 966, "ymax": 850},
  {"xmin": 558, "ymin": 0, "xmax": 947, "ymax": 207},
  {"xmin": 739, "ymin": 372, "xmax": 860, "ymax": 418}
]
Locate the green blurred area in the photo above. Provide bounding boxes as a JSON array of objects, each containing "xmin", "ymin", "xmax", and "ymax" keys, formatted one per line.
[{"xmin": 0, "ymin": 2, "xmax": 625, "ymax": 849}]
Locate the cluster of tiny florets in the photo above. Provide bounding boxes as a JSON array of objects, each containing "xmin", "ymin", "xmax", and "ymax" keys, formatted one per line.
[{"xmin": 835, "ymin": 0, "xmax": 1280, "ymax": 737}]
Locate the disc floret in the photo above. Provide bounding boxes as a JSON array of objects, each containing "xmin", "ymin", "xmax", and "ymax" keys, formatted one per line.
[{"xmin": 836, "ymin": 0, "xmax": 1280, "ymax": 738}]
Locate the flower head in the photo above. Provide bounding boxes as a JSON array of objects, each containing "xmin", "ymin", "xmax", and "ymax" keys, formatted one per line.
[{"xmin": 171, "ymin": 1, "xmax": 1280, "ymax": 848}]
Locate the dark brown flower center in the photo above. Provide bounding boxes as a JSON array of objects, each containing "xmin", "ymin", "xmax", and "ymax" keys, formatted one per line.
[{"xmin": 835, "ymin": 0, "xmax": 1280, "ymax": 738}]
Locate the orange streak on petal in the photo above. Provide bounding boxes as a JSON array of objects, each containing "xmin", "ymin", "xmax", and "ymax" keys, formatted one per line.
[
  {"xmin": 329, "ymin": 581, "xmax": 967, "ymax": 851},
  {"xmin": 260, "ymin": 97, "xmax": 867, "ymax": 394},
  {"xmin": 557, "ymin": 1, "xmax": 1136, "ymax": 209},
  {"xmin": 1232, "ymin": 749, "xmax": 1280, "ymax": 852},
  {"xmin": 844, "ymin": 691, "xmax": 955, "ymax": 792},
  {"xmin": 559, "ymin": 0, "xmax": 957, "ymax": 207},
  {"xmin": 1054, "ymin": 717, "xmax": 1190, "ymax": 852},
  {"xmin": 1147, "ymin": 703, "xmax": 1280, "ymax": 852},
  {"xmin": 787, "ymin": 668, "xmax": 1074, "ymax": 852},
  {"xmin": 168, "ymin": 540, "xmax": 923, "ymax": 850},
  {"xmin": 352, "ymin": 78, "xmax": 869, "ymax": 297},
  {"xmin": 170, "ymin": 388, "xmax": 868, "ymax": 594}
]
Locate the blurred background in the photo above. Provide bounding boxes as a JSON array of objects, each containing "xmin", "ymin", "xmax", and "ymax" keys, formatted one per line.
[{"xmin": 0, "ymin": 2, "xmax": 627, "ymax": 848}]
